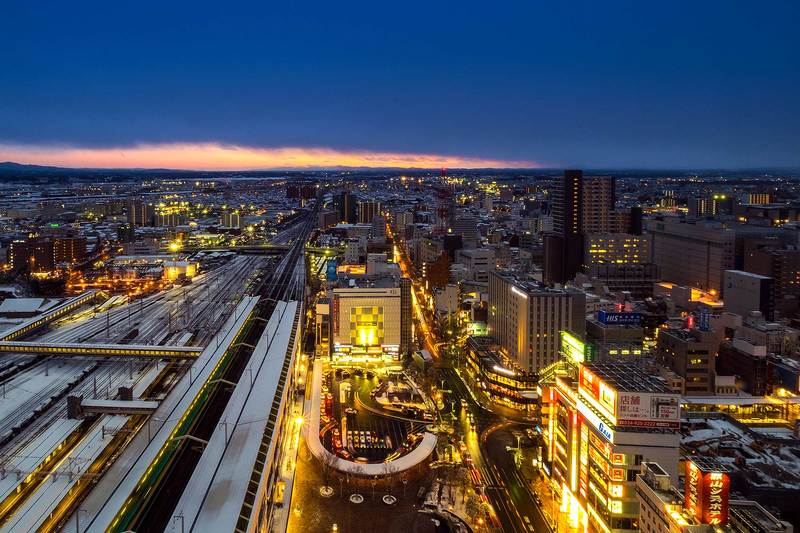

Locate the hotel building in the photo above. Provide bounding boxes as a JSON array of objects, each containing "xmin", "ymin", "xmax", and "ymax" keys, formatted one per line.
[{"xmin": 488, "ymin": 271, "xmax": 586, "ymax": 372}]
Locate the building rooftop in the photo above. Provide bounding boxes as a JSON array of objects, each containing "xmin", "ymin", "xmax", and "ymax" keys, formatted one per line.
[{"xmin": 585, "ymin": 362, "xmax": 675, "ymax": 394}]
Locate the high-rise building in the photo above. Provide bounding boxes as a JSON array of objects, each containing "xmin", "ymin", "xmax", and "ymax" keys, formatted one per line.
[
  {"xmin": 744, "ymin": 246, "xmax": 800, "ymax": 319},
  {"xmin": 545, "ymin": 171, "xmax": 616, "ymax": 284},
  {"xmin": 7, "ymin": 236, "xmax": 87, "ymax": 272},
  {"xmin": 370, "ymin": 216, "xmax": 387, "ymax": 241},
  {"xmin": 581, "ymin": 175, "xmax": 616, "ymax": 233},
  {"xmin": 53, "ymin": 236, "xmax": 87, "ymax": 265},
  {"xmin": 126, "ymin": 197, "xmax": 154, "ymax": 226},
  {"xmin": 334, "ymin": 192, "xmax": 357, "ymax": 223},
  {"xmin": 357, "ymin": 200, "xmax": 381, "ymax": 224},
  {"xmin": 646, "ymin": 218, "xmax": 735, "ymax": 294},
  {"xmin": 747, "ymin": 192, "xmax": 772, "ymax": 205},
  {"xmin": 583, "ymin": 233, "xmax": 650, "ymax": 267},
  {"xmin": 545, "ymin": 362, "xmax": 681, "ymax": 533},
  {"xmin": 488, "ymin": 271, "xmax": 586, "ymax": 372},
  {"xmin": 688, "ymin": 194, "xmax": 735, "ymax": 218}
]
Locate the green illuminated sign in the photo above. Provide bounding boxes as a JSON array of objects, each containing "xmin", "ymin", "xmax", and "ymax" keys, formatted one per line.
[{"xmin": 560, "ymin": 331, "xmax": 595, "ymax": 363}]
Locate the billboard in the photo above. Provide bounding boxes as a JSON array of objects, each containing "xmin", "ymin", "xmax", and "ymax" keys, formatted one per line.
[
  {"xmin": 580, "ymin": 366, "xmax": 680, "ymax": 429},
  {"xmin": 616, "ymin": 391, "xmax": 680, "ymax": 429},
  {"xmin": 597, "ymin": 311, "xmax": 642, "ymax": 326},
  {"xmin": 560, "ymin": 331, "xmax": 596, "ymax": 364},
  {"xmin": 579, "ymin": 366, "xmax": 617, "ymax": 420},
  {"xmin": 685, "ymin": 460, "xmax": 704, "ymax": 521},
  {"xmin": 685, "ymin": 459, "xmax": 730, "ymax": 525}
]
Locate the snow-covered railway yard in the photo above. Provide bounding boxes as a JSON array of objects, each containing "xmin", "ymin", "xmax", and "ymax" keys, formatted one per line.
[{"xmin": 0, "ymin": 254, "xmax": 268, "ymax": 530}]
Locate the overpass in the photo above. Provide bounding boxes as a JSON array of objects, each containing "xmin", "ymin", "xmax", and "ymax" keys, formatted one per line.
[
  {"xmin": 182, "ymin": 243, "xmax": 337, "ymax": 255},
  {"xmin": 0, "ymin": 340, "xmax": 202, "ymax": 359},
  {"xmin": 0, "ymin": 290, "xmax": 108, "ymax": 341}
]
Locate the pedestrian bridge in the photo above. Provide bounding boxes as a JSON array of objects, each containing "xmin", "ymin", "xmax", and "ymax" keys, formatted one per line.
[
  {"xmin": 0, "ymin": 340, "xmax": 202, "ymax": 359},
  {"xmin": 0, "ymin": 290, "xmax": 108, "ymax": 341}
]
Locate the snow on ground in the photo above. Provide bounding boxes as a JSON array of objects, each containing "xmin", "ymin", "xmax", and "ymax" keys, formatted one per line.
[{"xmin": 683, "ymin": 417, "xmax": 800, "ymax": 490}]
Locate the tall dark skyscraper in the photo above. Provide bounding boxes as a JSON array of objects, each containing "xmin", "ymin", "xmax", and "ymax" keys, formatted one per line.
[
  {"xmin": 545, "ymin": 170, "xmax": 616, "ymax": 284},
  {"xmin": 334, "ymin": 192, "xmax": 357, "ymax": 223},
  {"xmin": 546, "ymin": 170, "xmax": 586, "ymax": 284}
]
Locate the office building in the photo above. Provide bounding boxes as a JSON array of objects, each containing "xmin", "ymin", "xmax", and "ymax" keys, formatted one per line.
[
  {"xmin": 318, "ymin": 209, "xmax": 339, "ymax": 230},
  {"xmin": 488, "ymin": 271, "xmax": 586, "ymax": 372},
  {"xmin": 586, "ymin": 312, "xmax": 644, "ymax": 361},
  {"xmin": 646, "ymin": 218, "xmax": 735, "ymax": 294},
  {"xmin": 585, "ymin": 263, "xmax": 661, "ymax": 299},
  {"xmin": 583, "ymin": 233, "xmax": 650, "ymax": 267},
  {"xmin": 455, "ymin": 248, "xmax": 495, "ymax": 283},
  {"xmin": 744, "ymin": 247, "xmax": 800, "ymax": 319},
  {"xmin": 453, "ymin": 216, "xmax": 479, "ymax": 249},
  {"xmin": 656, "ymin": 327, "xmax": 717, "ymax": 396},
  {"xmin": 723, "ymin": 270, "xmax": 773, "ymax": 320},
  {"xmin": 717, "ymin": 338, "xmax": 772, "ymax": 396},
  {"xmin": 546, "ymin": 362, "xmax": 681, "ymax": 533}
]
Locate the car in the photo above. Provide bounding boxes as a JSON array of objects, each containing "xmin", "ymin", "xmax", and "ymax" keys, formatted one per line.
[
  {"xmin": 345, "ymin": 407, "xmax": 358, "ymax": 415},
  {"xmin": 422, "ymin": 412, "xmax": 434, "ymax": 421}
]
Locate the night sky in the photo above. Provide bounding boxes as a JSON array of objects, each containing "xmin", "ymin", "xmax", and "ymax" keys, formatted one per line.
[{"xmin": 1, "ymin": 0, "xmax": 798, "ymax": 169}]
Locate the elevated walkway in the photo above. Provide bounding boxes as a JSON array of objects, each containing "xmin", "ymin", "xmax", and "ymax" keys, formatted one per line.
[
  {"xmin": 0, "ymin": 290, "xmax": 107, "ymax": 341},
  {"xmin": 0, "ymin": 340, "xmax": 202, "ymax": 359},
  {"xmin": 79, "ymin": 398, "xmax": 160, "ymax": 415}
]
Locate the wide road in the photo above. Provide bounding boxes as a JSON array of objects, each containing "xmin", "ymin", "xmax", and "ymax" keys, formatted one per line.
[{"xmin": 435, "ymin": 366, "xmax": 550, "ymax": 533}]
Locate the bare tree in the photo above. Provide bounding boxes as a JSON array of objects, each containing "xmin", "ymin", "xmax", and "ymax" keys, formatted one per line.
[
  {"xmin": 321, "ymin": 451, "xmax": 338, "ymax": 488},
  {"xmin": 382, "ymin": 461, "xmax": 399, "ymax": 493}
]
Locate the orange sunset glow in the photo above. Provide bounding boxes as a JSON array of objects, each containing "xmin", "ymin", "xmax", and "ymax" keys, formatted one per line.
[{"xmin": 0, "ymin": 143, "xmax": 540, "ymax": 170}]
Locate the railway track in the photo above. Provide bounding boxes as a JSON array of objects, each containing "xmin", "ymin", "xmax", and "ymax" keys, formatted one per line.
[{"xmin": 108, "ymin": 207, "xmax": 316, "ymax": 532}]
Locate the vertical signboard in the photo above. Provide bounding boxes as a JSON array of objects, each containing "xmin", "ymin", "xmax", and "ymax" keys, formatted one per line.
[
  {"xmin": 703, "ymin": 471, "xmax": 730, "ymax": 525},
  {"xmin": 685, "ymin": 459, "xmax": 730, "ymax": 525},
  {"xmin": 685, "ymin": 460, "xmax": 704, "ymax": 522}
]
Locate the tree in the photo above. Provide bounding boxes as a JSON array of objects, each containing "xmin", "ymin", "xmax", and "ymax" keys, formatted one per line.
[
  {"xmin": 321, "ymin": 451, "xmax": 338, "ymax": 488},
  {"xmin": 382, "ymin": 461, "xmax": 399, "ymax": 493}
]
